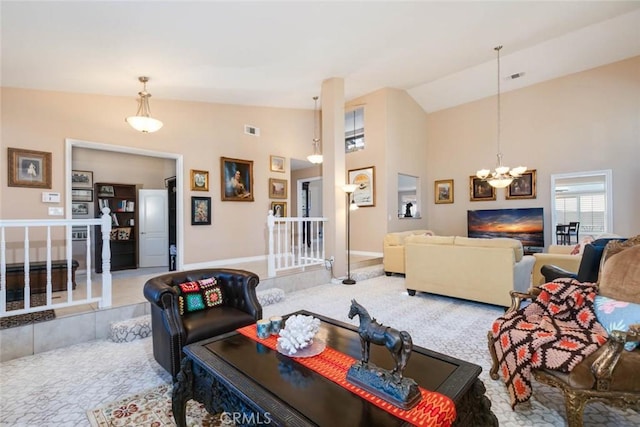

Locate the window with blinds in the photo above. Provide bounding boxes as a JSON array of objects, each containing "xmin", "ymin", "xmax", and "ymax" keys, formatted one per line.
[{"xmin": 555, "ymin": 179, "xmax": 607, "ymax": 234}]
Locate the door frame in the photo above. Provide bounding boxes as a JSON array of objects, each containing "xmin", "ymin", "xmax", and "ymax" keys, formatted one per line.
[
  {"xmin": 65, "ymin": 138, "xmax": 184, "ymax": 271},
  {"xmin": 297, "ymin": 176, "xmax": 322, "ymax": 217}
]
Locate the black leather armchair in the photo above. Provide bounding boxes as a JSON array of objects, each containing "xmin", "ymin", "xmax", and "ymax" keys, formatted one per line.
[
  {"xmin": 143, "ymin": 268, "xmax": 262, "ymax": 378},
  {"xmin": 541, "ymin": 238, "xmax": 625, "ymax": 283}
]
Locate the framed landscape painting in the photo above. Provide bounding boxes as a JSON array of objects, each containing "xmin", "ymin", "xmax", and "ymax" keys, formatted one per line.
[
  {"xmin": 269, "ymin": 178, "xmax": 287, "ymax": 199},
  {"xmin": 434, "ymin": 179, "xmax": 454, "ymax": 204}
]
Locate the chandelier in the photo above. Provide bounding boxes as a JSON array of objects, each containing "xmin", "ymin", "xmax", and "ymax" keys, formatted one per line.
[
  {"xmin": 476, "ymin": 46, "xmax": 525, "ymax": 188},
  {"xmin": 307, "ymin": 96, "xmax": 323, "ymax": 164},
  {"xmin": 125, "ymin": 76, "xmax": 163, "ymax": 133}
]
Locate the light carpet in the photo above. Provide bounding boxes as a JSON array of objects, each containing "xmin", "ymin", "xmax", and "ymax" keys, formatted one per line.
[{"xmin": 2, "ymin": 275, "xmax": 639, "ymax": 426}]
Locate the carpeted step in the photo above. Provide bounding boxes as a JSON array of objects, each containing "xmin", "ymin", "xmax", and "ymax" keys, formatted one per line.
[
  {"xmin": 256, "ymin": 288, "xmax": 285, "ymax": 306},
  {"xmin": 350, "ymin": 264, "xmax": 384, "ymax": 282},
  {"xmin": 109, "ymin": 315, "xmax": 152, "ymax": 343}
]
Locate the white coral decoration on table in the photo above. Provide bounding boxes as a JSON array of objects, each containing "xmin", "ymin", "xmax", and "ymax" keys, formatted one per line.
[{"xmin": 276, "ymin": 315, "xmax": 321, "ymax": 355}]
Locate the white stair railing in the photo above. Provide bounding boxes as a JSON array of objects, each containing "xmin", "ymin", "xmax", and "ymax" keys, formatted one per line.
[
  {"xmin": 267, "ymin": 210, "xmax": 328, "ymax": 277},
  {"xmin": 0, "ymin": 208, "xmax": 112, "ymax": 317}
]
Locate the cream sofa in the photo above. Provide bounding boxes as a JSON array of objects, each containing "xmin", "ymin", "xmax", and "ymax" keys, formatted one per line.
[
  {"xmin": 404, "ymin": 235, "xmax": 535, "ymax": 307},
  {"xmin": 531, "ymin": 245, "xmax": 581, "ymax": 287},
  {"xmin": 383, "ymin": 230, "xmax": 433, "ymax": 275}
]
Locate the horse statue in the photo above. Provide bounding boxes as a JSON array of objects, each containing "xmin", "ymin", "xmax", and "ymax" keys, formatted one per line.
[{"xmin": 348, "ymin": 299, "xmax": 413, "ymax": 381}]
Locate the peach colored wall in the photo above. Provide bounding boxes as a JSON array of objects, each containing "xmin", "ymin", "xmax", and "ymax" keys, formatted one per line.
[
  {"xmin": 1, "ymin": 88, "xmax": 314, "ymax": 265},
  {"xmin": 425, "ymin": 56, "xmax": 640, "ymax": 242}
]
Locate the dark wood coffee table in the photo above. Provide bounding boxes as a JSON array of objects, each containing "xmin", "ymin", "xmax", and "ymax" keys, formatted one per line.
[{"xmin": 173, "ymin": 310, "xmax": 497, "ymax": 426}]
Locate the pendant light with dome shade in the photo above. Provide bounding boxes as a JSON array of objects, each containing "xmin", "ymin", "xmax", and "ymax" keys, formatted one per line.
[
  {"xmin": 307, "ymin": 96, "xmax": 323, "ymax": 164},
  {"xmin": 125, "ymin": 76, "xmax": 164, "ymax": 133},
  {"xmin": 476, "ymin": 46, "xmax": 526, "ymax": 188}
]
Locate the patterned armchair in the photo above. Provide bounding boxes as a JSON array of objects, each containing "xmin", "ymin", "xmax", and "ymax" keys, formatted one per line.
[{"xmin": 487, "ymin": 236, "xmax": 640, "ymax": 426}]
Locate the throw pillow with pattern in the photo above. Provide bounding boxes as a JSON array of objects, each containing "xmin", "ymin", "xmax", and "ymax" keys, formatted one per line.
[
  {"xmin": 198, "ymin": 277, "xmax": 224, "ymax": 308},
  {"xmin": 594, "ymin": 295, "xmax": 640, "ymax": 351}
]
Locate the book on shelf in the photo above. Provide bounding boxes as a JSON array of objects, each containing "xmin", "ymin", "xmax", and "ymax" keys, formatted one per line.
[
  {"xmin": 111, "ymin": 213, "xmax": 119, "ymax": 226},
  {"xmin": 98, "ymin": 199, "xmax": 110, "ymax": 210}
]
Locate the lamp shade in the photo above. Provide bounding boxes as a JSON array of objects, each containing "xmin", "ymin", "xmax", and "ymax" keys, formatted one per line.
[{"xmin": 126, "ymin": 115, "xmax": 164, "ymax": 133}]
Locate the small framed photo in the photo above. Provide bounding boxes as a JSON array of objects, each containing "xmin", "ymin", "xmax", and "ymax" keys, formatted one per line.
[
  {"xmin": 507, "ymin": 170, "xmax": 537, "ymax": 200},
  {"xmin": 270, "ymin": 155, "xmax": 285, "ymax": 173},
  {"xmin": 269, "ymin": 178, "xmax": 288, "ymax": 199},
  {"xmin": 192, "ymin": 196, "xmax": 212, "ymax": 225},
  {"xmin": 72, "ymin": 189, "xmax": 93, "ymax": 202},
  {"xmin": 348, "ymin": 166, "xmax": 375, "ymax": 207},
  {"xmin": 434, "ymin": 179, "xmax": 454, "ymax": 204},
  {"xmin": 71, "ymin": 170, "xmax": 93, "ymax": 188},
  {"xmin": 221, "ymin": 157, "xmax": 254, "ymax": 201},
  {"xmin": 470, "ymin": 176, "xmax": 496, "ymax": 202},
  {"xmin": 190, "ymin": 169, "xmax": 209, "ymax": 191},
  {"xmin": 72, "ymin": 226, "xmax": 89, "ymax": 241},
  {"xmin": 271, "ymin": 201, "xmax": 287, "ymax": 217},
  {"xmin": 97, "ymin": 185, "xmax": 115, "ymax": 197},
  {"xmin": 8, "ymin": 147, "xmax": 52, "ymax": 188},
  {"xmin": 72, "ymin": 202, "xmax": 90, "ymax": 216}
]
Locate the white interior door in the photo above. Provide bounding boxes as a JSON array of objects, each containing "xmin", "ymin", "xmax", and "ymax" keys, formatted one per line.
[{"xmin": 139, "ymin": 189, "xmax": 169, "ymax": 268}]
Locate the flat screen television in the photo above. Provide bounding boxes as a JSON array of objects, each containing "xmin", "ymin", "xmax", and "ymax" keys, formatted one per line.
[{"xmin": 467, "ymin": 207, "xmax": 544, "ymax": 253}]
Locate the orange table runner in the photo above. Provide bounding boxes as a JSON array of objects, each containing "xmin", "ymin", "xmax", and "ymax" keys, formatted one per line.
[{"xmin": 237, "ymin": 324, "xmax": 457, "ymax": 426}]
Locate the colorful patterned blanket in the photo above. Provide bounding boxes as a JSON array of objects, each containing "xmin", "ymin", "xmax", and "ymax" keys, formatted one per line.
[{"xmin": 490, "ymin": 278, "xmax": 608, "ymax": 408}]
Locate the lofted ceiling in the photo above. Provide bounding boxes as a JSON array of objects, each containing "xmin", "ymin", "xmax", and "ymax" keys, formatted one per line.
[{"xmin": 2, "ymin": 1, "xmax": 640, "ymax": 113}]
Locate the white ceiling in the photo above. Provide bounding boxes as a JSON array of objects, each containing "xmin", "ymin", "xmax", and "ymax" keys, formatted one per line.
[{"xmin": 2, "ymin": 1, "xmax": 640, "ymax": 113}]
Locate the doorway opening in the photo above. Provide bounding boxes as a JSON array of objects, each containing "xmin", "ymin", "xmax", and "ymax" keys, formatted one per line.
[{"xmin": 65, "ymin": 138, "xmax": 184, "ymax": 272}]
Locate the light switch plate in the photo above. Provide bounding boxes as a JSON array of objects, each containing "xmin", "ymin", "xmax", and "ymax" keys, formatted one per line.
[{"xmin": 48, "ymin": 207, "xmax": 64, "ymax": 216}]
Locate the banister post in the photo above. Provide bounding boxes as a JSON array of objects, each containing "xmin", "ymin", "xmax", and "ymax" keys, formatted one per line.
[
  {"xmin": 267, "ymin": 210, "xmax": 276, "ymax": 277},
  {"xmin": 99, "ymin": 207, "xmax": 112, "ymax": 308}
]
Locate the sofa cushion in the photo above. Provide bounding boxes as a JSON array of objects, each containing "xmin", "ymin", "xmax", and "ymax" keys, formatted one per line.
[
  {"xmin": 598, "ymin": 245, "xmax": 640, "ymax": 304},
  {"xmin": 384, "ymin": 230, "xmax": 432, "ymax": 246},
  {"xmin": 454, "ymin": 236, "xmax": 523, "ymax": 262},
  {"xmin": 595, "ymin": 295, "xmax": 640, "ymax": 351},
  {"xmin": 182, "ymin": 306, "xmax": 256, "ymax": 344},
  {"xmin": 405, "ymin": 235, "xmax": 454, "ymax": 245}
]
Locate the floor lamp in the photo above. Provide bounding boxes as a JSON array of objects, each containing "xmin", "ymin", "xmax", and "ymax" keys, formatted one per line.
[{"xmin": 342, "ymin": 184, "xmax": 359, "ymax": 285}]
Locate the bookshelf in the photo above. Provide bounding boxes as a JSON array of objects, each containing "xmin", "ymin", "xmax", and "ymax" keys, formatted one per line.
[{"xmin": 94, "ymin": 183, "xmax": 137, "ymax": 273}]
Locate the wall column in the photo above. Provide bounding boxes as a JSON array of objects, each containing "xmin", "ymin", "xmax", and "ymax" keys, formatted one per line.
[{"xmin": 321, "ymin": 78, "xmax": 347, "ymax": 278}]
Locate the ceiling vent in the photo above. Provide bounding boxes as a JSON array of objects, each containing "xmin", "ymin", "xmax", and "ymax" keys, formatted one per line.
[{"xmin": 244, "ymin": 125, "xmax": 260, "ymax": 136}]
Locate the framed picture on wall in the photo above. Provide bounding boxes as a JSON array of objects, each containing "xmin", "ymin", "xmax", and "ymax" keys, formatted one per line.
[
  {"xmin": 506, "ymin": 170, "xmax": 537, "ymax": 200},
  {"xmin": 191, "ymin": 196, "xmax": 212, "ymax": 225},
  {"xmin": 269, "ymin": 178, "xmax": 288, "ymax": 199},
  {"xmin": 469, "ymin": 176, "xmax": 496, "ymax": 202},
  {"xmin": 270, "ymin": 155, "xmax": 285, "ymax": 173},
  {"xmin": 72, "ymin": 189, "xmax": 93, "ymax": 202},
  {"xmin": 190, "ymin": 169, "xmax": 209, "ymax": 191},
  {"xmin": 71, "ymin": 170, "xmax": 93, "ymax": 188},
  {"xmin": 72, "ymin": 202, "xmax": 90, "ymax": 216},
  {"xmin": 434, "ymin": 179, "xmax": 454, "ymax": 204},
  {"xmin": 221, "ymin": 157, "xmax": 254, "ymax": 201},
  {"xmin": 348, "ymin": 166, "xmax": 375, "ymax": 207},
  {"xmin": 8, "ymin": 147, "xmax": 52, "ymax": 188},
  {"xmin": 270, "ymin": 201, "xmax": 287, "ymax": 217}
]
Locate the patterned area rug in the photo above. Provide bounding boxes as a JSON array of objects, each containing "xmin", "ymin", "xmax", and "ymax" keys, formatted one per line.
[
  {"xmin": 87, "ymin": 383, "xmax": 224, "ymax": 426},
  {"xmin": 0, "ymin": 293, "xmax": 55, "ymax": 329}
]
